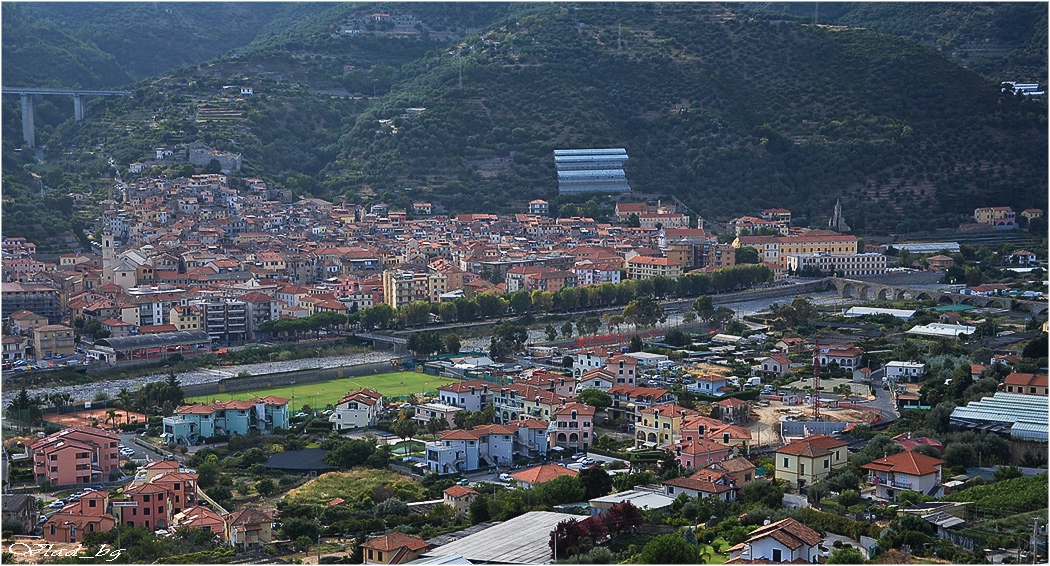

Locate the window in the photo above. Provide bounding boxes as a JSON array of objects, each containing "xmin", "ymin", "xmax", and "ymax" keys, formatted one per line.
[
  {"xmin": 144, "ymin": 507, "xmax": 150, "ymax": 516},
  {"xmin": 824, "ymin": 459, "xmax": 829, "ymax": 469},
  {"xmin": 89, "ymin": 500, "xmax": 97, "ymax": 508},
  {"xmin": 800, "ymin": 463, "xmax": 805, "ymax": 474},
  {"xmin": 783, "ymin": 458, "xmax": 789, "ymax": 468},
  {"xmin": 70, "ymin": 525, "xmax": 76, "ymax": 538}
]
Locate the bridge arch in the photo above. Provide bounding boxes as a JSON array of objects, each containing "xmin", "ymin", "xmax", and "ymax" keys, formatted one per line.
[
  {"xmin": 841, "ymin": 282, "xmax": 856, "ymax": 299},
  {"xmin": 985, "ymin": 299, "xmax": 1007, "ymax": 310},
  {"xmin": 877, "ymin": 288, "xmax": 892, "ymax": 301},
  {"xmin": 937, "ymin": 295, "xmax": 955, "ymax": 305}
]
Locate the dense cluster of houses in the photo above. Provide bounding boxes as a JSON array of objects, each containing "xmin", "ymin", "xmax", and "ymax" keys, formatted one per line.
[{"xmin": 26, "ymin": 428, "xmax": 272, "ymax": 549}]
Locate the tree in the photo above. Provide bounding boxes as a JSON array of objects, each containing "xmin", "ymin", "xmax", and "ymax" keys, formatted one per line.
[
  {"xmin": 205, "ymin": 158, "xmax": 223, "ymax": 174},
  {"xmin": 468, "ymin": 494, "xmax": 490, "ymax": 524},
  {"xmin": 629, "ymin": 334, "xmax": 644, "ymax": 352},
  {"xmin": 438, "ymin": 302, "xmax": 458, "ymax": 323},
  {"xmin": 682, "ymin": 310, "xmax": 697, "ymax": 324},
  {"xmin": 735, "ymin": 246, "xmax": 760, "ymax": 264},
  {"xmin": 712, "ymin": 306, "xmax": 735, "ymax": 330},
  {"xmin": 623, "ymin": 297, "xmax": 664, "ymax": 328},
  {"xmin": 394, "ymin": 419, "xmax": 418, "ymax": 441},
  {"xmin": 545, "ymin": 324, "xmax": 558, "ymax": 341},
  {"xmin": 576, "ymin": 389, "xmax": 612, "ymax": 410},
  {"xmin": 578, "ymin": 467, "xmax": 614, "ymax": 499},
  {"xmin": 256, "ymin": 479, "xmax": 276, "ymax": 496},
  {"xmin": 443, "ymin": 333, "xmax": 461, "ymax": 354},
  {"xmin": 638, "ymin": 533, "xmax": 702, "ymax": 564},
  {"xmin": 826, "ymin": 546, "xmax": 866, "ymax": 564},
  {"xmin": 692, "ymin": 295, "xmax": 715, "ymax": 322},
  {"xmin": 561, "ymin": 321, "xmax": 574, "ymax": 338},
  {"xmin": 374, "ymin": 497, "xmax": 409, "ymax": 518}
]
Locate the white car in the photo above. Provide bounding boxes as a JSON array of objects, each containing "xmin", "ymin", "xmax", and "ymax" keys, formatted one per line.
[{"xmin": 499, "ymin": 473, "xmax": 512, "ymax": 482}]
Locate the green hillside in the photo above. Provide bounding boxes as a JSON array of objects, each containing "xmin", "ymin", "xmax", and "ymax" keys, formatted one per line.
[{"xmin": 1, "ymin": 3, "xmax": 1046, "ymax": 248}]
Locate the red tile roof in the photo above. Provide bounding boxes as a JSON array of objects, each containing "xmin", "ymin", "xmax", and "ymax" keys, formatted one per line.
[
  {"xmin": 510, "ymin": 464, "xmax": 578, "ymax": 485},
  {"xmin": 861, "ymin": 450, "xmax": 944, "ymax": 477},
  {"xmin": 775, "ymin": 434, "xmax": 847, "ymax": 457}
]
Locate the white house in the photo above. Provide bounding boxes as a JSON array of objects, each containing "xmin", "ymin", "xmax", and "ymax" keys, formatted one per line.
[
  {"xmin": 814, "ymin": 344, "xmax": 863, "ymax": 369},
  {"xmin": 728, "ymin": 518, "xmax": 823, "ymax": 563},
  {"xmin": 688, "ymin": 374, "xmax": 732, "ymax": 396},
  {"xmin": 424, "ymin": 425, "xmax": 516, "ymax": 474},
  {"xmin": 884, "ymin": 361, "xmax": 926, "ymax": 382},
  {"xmin": 861, "ymin": 450, "xmax": 945, "ymax": 503},
  {"xmin": 330, "ymin": 389, "xmax": 383, "ymax": 431},
  {"xmin": 751, "ymin": 354, "xmax": 792, "ymax": 378},
  {"xmin": 661, "ymin": 477, "xmax": 734, "ymax": 502},
  {"xmin": 437, "ymin": 380, "xmax": 492, "ymax": 412},
  {"xmin": 625, "ymin": 351, "xmax": 669, "ymax": 368},
  {"xmin": 578, "ymin": 368, "xmax": 616, "ymax": 392},
  {"xmin": 573, "ymin": 351, "xmax": 608, "ymax": 378}
]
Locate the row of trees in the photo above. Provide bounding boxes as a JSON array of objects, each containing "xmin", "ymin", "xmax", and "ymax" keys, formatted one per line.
[{"xmin": 350, "ymin": 264, "xmax": 773, "ymax": 331}]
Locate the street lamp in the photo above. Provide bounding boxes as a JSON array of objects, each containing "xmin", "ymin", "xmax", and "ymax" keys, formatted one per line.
[{"xmin": 290, "ymin": 381, "xmax": 296, "ymax": 410}]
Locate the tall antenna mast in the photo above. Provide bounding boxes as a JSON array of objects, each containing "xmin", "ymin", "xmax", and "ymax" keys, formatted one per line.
[{"xmin": 812, "ymin": 337, "xmax": 822, "ymax": 420}]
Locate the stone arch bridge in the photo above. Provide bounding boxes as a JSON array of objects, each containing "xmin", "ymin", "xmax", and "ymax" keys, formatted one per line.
[{"xmin": 827, "ymin": 278, "xmax": 1048, "ymax": 316}]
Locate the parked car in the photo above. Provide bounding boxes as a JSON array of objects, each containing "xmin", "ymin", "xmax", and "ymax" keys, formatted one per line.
[
  {"xmin": 48, "ymin": 500, "xmax": 66, "ymax": 509},
  {"xmin": 499, "ymin": 473, "xmax": 512, "ymax": 482}
]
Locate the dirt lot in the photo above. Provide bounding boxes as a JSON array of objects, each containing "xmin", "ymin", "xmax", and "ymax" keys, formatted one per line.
[
  {"xmin": 748, "ymin": 400, "xmax": 877, "ymax": 449},
  {"xmin": 42, "ymin": 408, "xmax": 147, "ymax": 430}
]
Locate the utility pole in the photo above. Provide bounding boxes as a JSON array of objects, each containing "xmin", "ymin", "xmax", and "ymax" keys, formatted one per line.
[{"xmin": 1032, "ymin": 517, "xmax": 1042, "ymax": 564}]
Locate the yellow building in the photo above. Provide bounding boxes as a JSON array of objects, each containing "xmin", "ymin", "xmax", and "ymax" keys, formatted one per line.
[
  {"xmin": 32, "ymin": 324, "xmax": 76, "ymax": 359},
  {"xmin": 774, "ymin": 434, "xmax": 848, "ymax": 492},
  {"xmin": 635, "ymin": 403, "xmax": 700, "ymax": 448},
  {"xmin": 625, "ymin": 255, "xmax": 683, "ymax": 280},
  {"xmin": 735, "ymin": 233, "xmax": 858, "ymax": 269},
  {"xmin": 169, "ymin": 305, "xmax": 201, "ymax": 332}
]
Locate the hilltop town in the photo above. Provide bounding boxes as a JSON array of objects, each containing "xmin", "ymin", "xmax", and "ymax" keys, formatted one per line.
[{"xmin": 1, "ymin": 171, "xmax": 1047, "ymax": 564}]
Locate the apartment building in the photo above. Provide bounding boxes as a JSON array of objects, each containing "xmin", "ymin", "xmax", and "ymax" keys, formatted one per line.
[
  {"xmin": 550, "ymin": 402, "xmax": 595, "ymax": 451},
  {"xmin": 30, "ymin": 427, "xmax": 120, "ymax": 486}
]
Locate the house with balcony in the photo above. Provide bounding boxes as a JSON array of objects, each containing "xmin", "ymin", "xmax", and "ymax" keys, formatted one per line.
[
  {"xmin": 608, "ymin": 385, "xmax": 677, "ymax": 423},
  {"xmin": 814, "ymin": 344, "xmax": 863, "ymax": 370},
  {"xmin": 424, "ymin": 425, "xmax": 516, "ymax": 474},
  {"xmin": 514, "ymin": 418, "xmax": 552, "ymax": 457},
  {"xmin": 2, "ymin": 335, "xmax": 28, "ymax": 363},
  {"xmin": 32, "ymin": 324, "xmax": 76, "ymax": 359},
  {"xmin": 30, "ymin": 426, "xmax": 120, "ymax": 486},
  {"xmin": 681, "ymin": 416, "xmax": 753, "ymax": 451},
  {"xmin": 635, "ymin": 403, "xmax": 700, "ymax": 449},
  {"xmin": 332, "ymin": 388, "xmax": 384, "ymax": 430},
  {"xmin": 42, "ymin": 495, "xmax": 115, "ymax": 544},
  {"xmin": 443, "ymin": 485, "xmax": 478, "ymax": 517},
  {"xmin": 774, "ymin": 434, "xmax": 848, "ymax": 492},
  {"xmin": 149, "ymin": 471, "xmax": 199, "ymax": 514},
  {"xmin": 163, "ymin": 400, "xmax": 259, "ymax": 444},
  {"xmin": 862, "ymin": 451, "xmax": 945, "ymax": 502},
  {"xmin": 668, "ymin": 437, "xmax": 733, "ymax": 470},
  {"xmin": 605, "ymin": 355, "xmax": 639, "ymax": 386},
  {"xmin": 414, "ymin": 402, "xmax": 463, "ymax": 430},
  {"xmin": 573, "ymin": 350, "xmax": 608, "ymax": 378},
  {"xmin": 437, "ymin": 380, "xmax": 492, "ymax": 412},
  {"xmin": 116, "ymin": 483, "xmax": 172, "ymax": 530},
  {"xmin": 226, "ymin": 507, "xmax": 273, "ymax": 551},
  {"xmin": 550, "ymin": 402, "xmax": 595, "ymax": 452}
]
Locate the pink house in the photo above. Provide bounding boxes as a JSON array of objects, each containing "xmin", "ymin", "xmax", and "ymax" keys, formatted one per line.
[
  {"xmin": 550, "ymin": 402, "xmax": 595, "ymax": 451},
  {"xmin": 668, "ymin": 437, "xmax": 732, "ymax": 470},
  {"xmin": 30, "ymin": 427, "xmax": 120, "ymax": 486}
]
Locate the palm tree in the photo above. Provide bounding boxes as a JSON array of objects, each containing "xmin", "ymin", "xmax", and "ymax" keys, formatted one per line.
[
  {"xmin": 105, "ymin": 409, "xmax": 117, "ymax": 428},
  {"xmin": 116, "ymin": 388, "xmax": 134, "ymax": 426}
]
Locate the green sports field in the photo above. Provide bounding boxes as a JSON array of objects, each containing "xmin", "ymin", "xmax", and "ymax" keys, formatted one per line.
[{"xmin": 185, "ymin": 371, "xmax": 459, "ymax": 409}]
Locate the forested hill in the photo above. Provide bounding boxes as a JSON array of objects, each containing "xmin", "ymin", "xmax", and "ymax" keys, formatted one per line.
[
  {"xmin": 758, "ymin": 2, "xmax": 1048, "ymax": 84},
  {"xmin": 1, "ymin": 3, "xmax": 327, "ymax": 87},
  {"xmin": 1, "ymin": 3, "xmax": 1046, "ymax": 249}
]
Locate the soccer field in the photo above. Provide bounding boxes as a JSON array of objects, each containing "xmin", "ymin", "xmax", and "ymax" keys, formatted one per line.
[{"xmin": 185, "ymin": 371, "xmax": 459, "ymax": 409}]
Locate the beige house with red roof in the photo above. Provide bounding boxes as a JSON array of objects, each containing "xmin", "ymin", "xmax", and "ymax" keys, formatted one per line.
[
  {"xmin": 171, "ymin": 505, "xmax": 226, "ymax": 541},
  {"xmin": 442, "ymin": 485, "xmax": 478, "ymax": 516},
  {"xmin": 226, "ymin": 507, "xmax": 273, "ymax": 551},
  {"xmin": 862, "ymin": 450, "xmax": 945, "ymax": 502},
  {"xmin": 1002, "ymin": 372, "xmax": 1048, "ymax": 396},
  {"xmin": 9, "ymin": 309, "xmax": 48, "ymax": 335},
  {"xmin": 775, "ymin": 434, "xmax": 848, "ymax": 492},
  {"xmin": 813, "ymin": 344, "xmax": 863, "ymax": 370},
  {"xmin": 361, "ymin": 532, "xmax": 429, "ymax": 564},
  {"xmin": 608, "ymin": 385, "xmax": 677, "ymax": 422},
  {"xmin": 752, "ymin": 354, "xmax": 792, "ymax": 378},
  {"xmin": 713, "ymin": 398, "xmax": 750, "ymax": 424}
]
